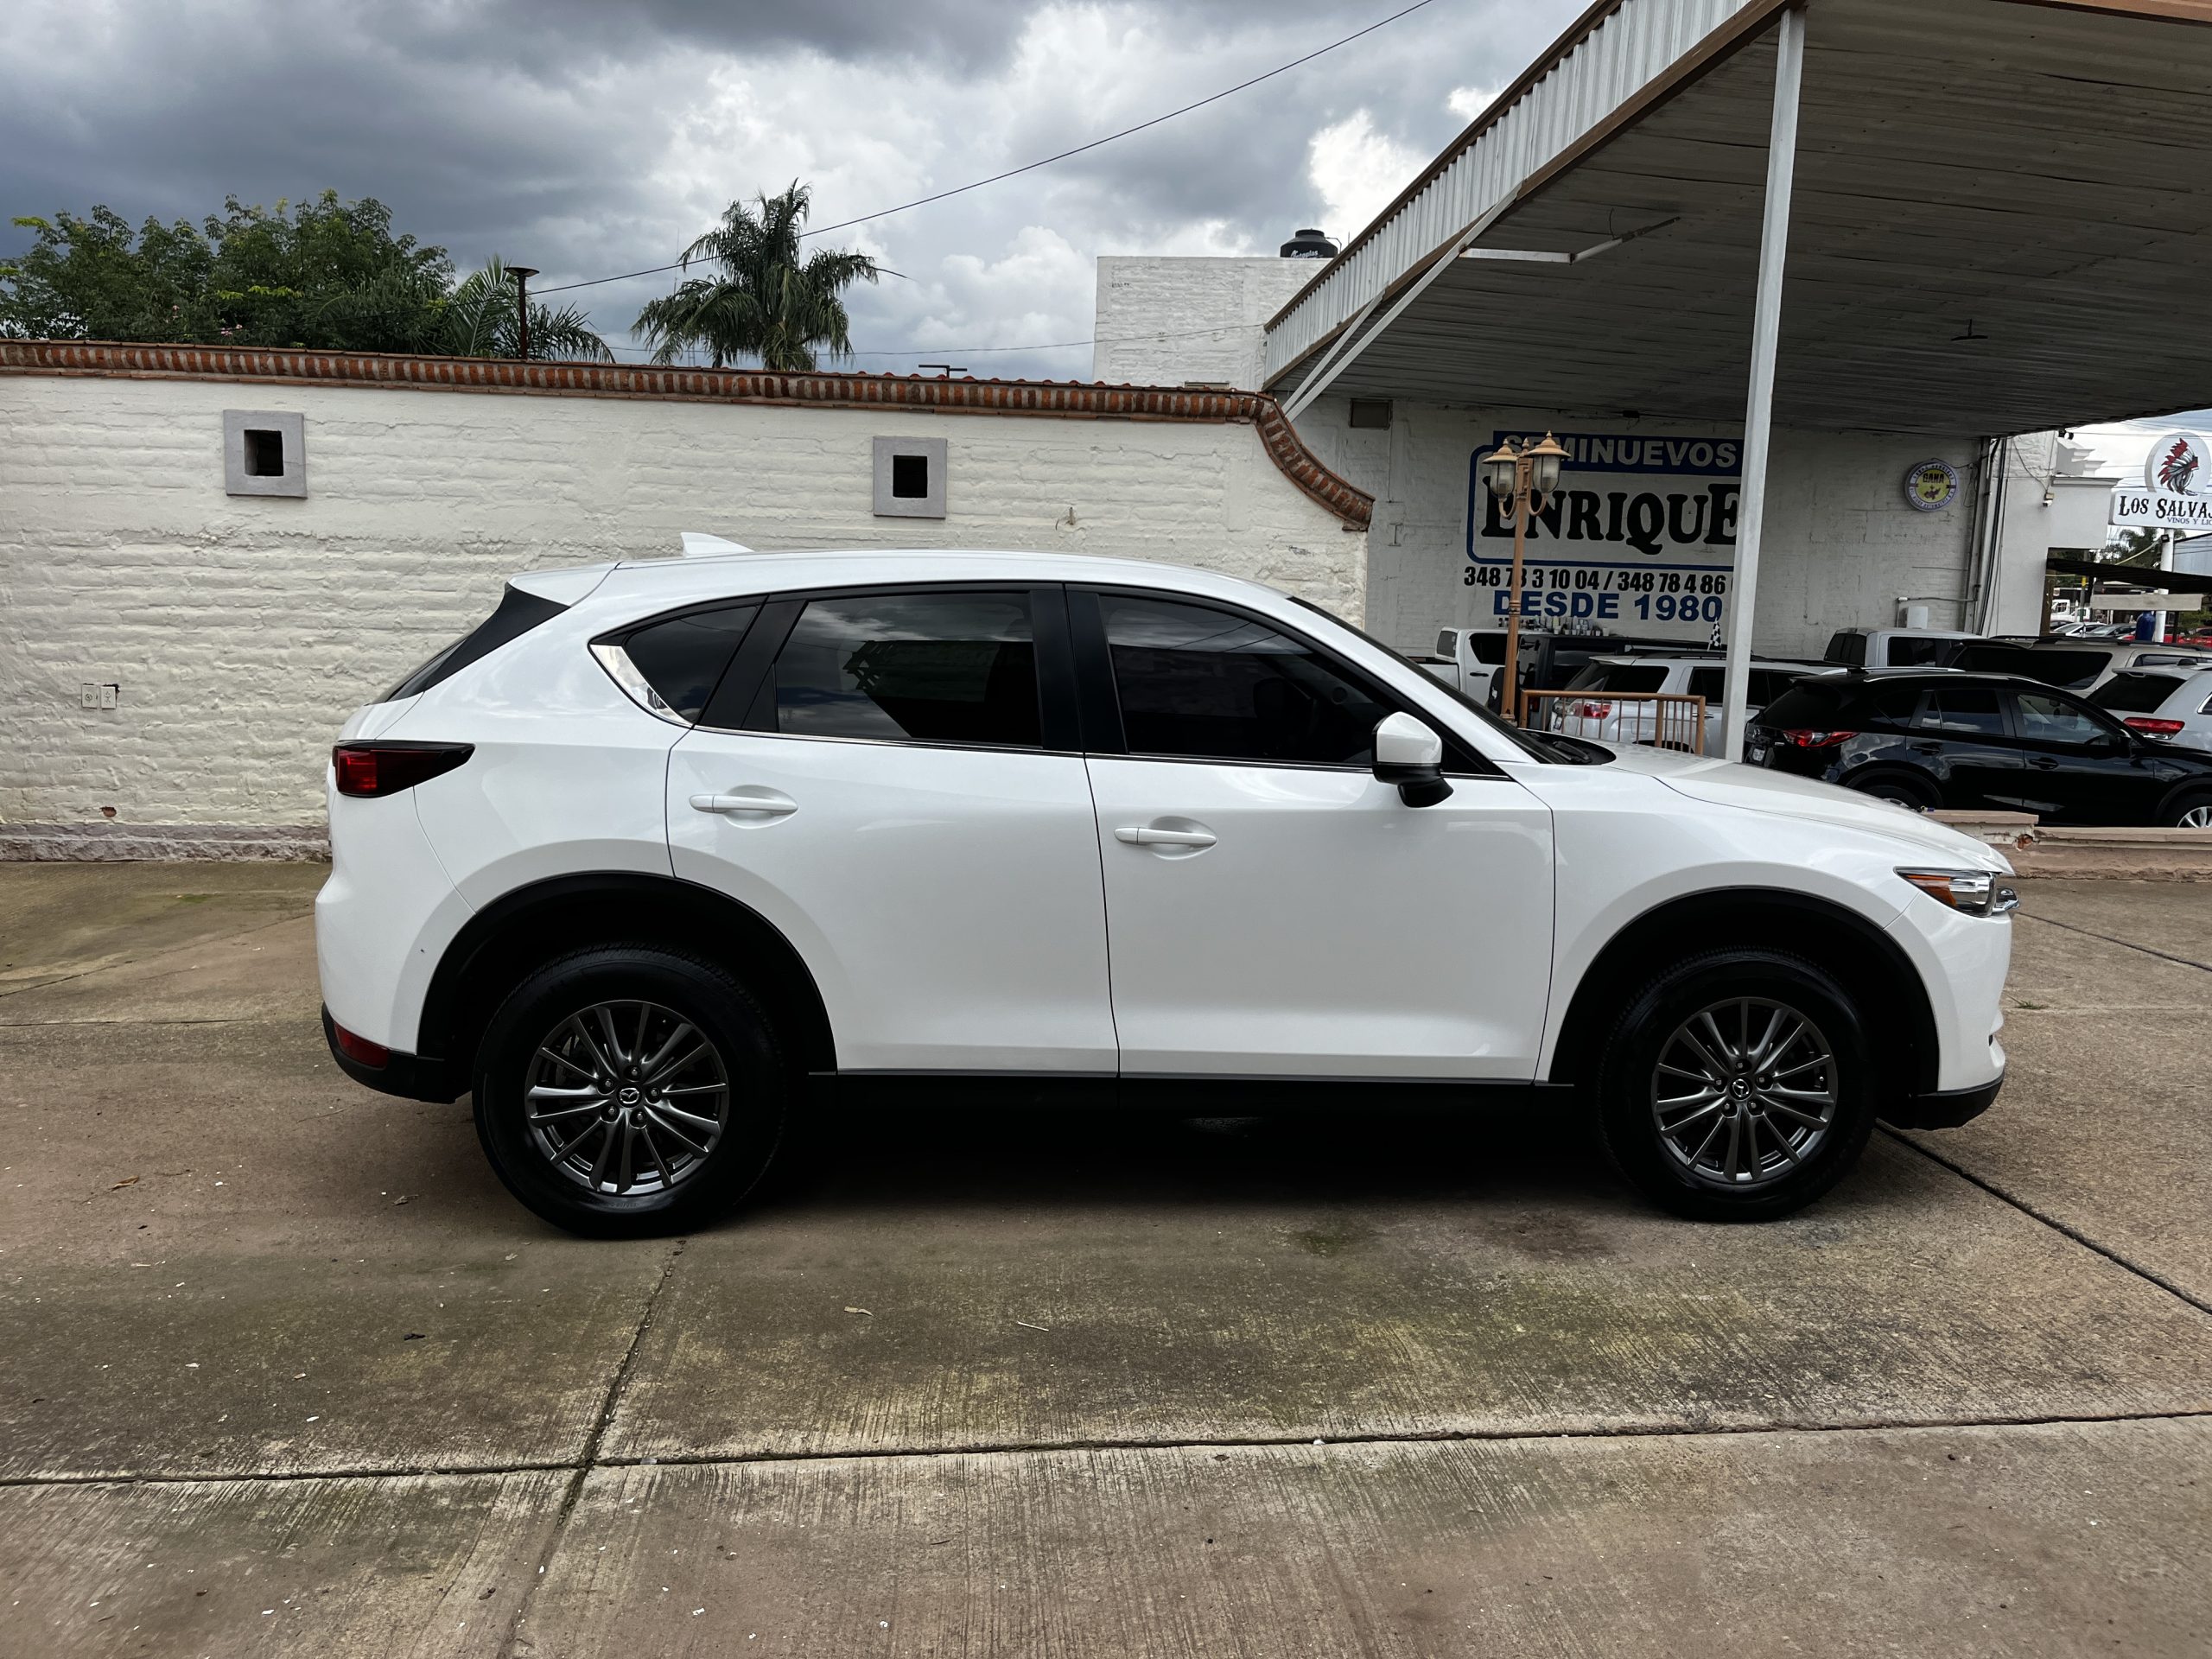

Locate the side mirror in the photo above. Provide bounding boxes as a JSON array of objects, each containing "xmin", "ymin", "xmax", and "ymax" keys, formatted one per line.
[{"xmin": 1373, "ymin": 712, "xmax": 1452, "ymax": 808}]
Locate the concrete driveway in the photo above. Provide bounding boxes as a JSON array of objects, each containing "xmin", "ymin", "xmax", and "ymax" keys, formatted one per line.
[{"xmin": 1, "ymin": 863, "xmax": 2208, "ymax": 1656}]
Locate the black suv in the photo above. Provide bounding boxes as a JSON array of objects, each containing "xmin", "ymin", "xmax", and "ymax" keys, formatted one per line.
[{"xmin": 1746, "ymin": 671, "xmax": 2212, "ymax": 825}]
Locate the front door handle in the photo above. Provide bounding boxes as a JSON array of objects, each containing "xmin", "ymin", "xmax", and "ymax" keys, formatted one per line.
[
  {"xmin": 690, "ymin": 787, "xmax": 798, "ymax": 817},
  {"xmin": 2029, "ymin": 757, "xmax": 2061, "ymax": 770},
  {"xmin": 1114, "ymin": 824, "xmax": 1217, "ymax": 849}
]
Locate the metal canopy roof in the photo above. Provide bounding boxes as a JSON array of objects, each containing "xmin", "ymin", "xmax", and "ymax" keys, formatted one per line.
[{"xmin": 1266, "ymin": 0, "xmax": 2212, "ymax": 436}]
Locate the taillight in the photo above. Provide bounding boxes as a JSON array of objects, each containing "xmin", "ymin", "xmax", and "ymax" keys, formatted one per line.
[
  {"xmin": 332, "ymin": 741, "xmax": 474, "ymax": 798},
  {"xmin": 331, "ymin": 1022, "xmax": 391, "ymax": 1067},
  {"xmin": 1781, "ymin": 729, "xmax": 1857, "ymax": 748},
  {"xmin": 1574, "ymin": 700, "xmax": 1613, "ymax": 719},
  {"xmin": 2124, "ymin": 717, "xmax": 2184, "ymax": 738}
]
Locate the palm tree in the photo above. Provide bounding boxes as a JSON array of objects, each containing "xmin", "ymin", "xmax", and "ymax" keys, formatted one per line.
[
  {"xmin": 435, "ymin": 255, "xmax": 613, "ymax": 361},
  {"xmin": 632, "ymin": 183, "xmax": 880, "ymax": 372}
]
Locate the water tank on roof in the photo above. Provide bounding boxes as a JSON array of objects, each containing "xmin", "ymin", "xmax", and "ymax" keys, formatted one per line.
[{"xmin": 1279, "ymin": 227, "xmax": 1338, "ymax": 259}]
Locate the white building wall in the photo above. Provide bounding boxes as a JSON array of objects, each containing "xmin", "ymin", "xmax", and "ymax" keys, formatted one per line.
[
  {"xmin": 0, "ymin": 373, "xmax": 1362, "ymax": 827},
  {"xmin": 1292, "ymin": 397, "xmax": 1985, "ymax": 659},
  {"xmin": 1093, "ymin": 257, "xmax": 1321, "ymax": 391}
]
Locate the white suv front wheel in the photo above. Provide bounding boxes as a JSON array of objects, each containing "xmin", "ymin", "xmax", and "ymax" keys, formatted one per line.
[
  {"xmin": 473, "ymin": 945, "xmax": 786, "ymax": 1236},
  {"xmin": 1596, "ymin": 950, "xmax": 1878, "ymax": 1222}
]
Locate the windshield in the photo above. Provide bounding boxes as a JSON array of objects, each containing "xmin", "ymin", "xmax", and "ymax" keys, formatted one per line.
[
  {"xmin": 1287, "ymin": 597, "xmax": 1605, "ymax": 764},
  {"xmin": 2089, "ymin": 671, "xmax": 2185, "ymax": 714}
]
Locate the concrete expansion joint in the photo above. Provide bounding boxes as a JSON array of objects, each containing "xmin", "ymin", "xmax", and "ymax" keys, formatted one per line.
[
  {"xmin": 1883, "ymin": 1128, "xmax": 2212, "ymax": 1321},
  {"xmin": 10, "ymin": 1405, "xmax": 2212, "ymax": 1496},
  {"xmin": 502, "ymin": 1237, "xmax": 687, "ymax": 1652}
]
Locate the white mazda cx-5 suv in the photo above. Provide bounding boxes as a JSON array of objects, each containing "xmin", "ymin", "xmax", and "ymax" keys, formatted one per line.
[{"xmin": 317, "ymin": 547, "xmax": 2015, "ymax": 1235}]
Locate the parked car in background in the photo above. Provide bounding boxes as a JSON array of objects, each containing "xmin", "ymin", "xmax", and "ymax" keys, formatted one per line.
[
  {"xmin": 1821, "ymin": 626, "xmax": 1978, "ymax": 669},
  {"xmin": 1748, "ymin": 671, "xmax": 2212, "ymax": 825},
  {"xmin": 1948, "ymin": 638, "xmax": 2212, "ymax": 693},
  {"xmin": 317, "ymin": 547, "xmax": 2017, "ymax": 1234},
  {"xmin": 1548, "ymin": 655, "xmax": 1830, "ymax": 753},
  {"xmin": 1413, "ymin": 627, "xmax": 1510, "ymax": 705},
  {"xmin": 2088, "ymin": 666, "xmax": 2212, "ymax": 753}
]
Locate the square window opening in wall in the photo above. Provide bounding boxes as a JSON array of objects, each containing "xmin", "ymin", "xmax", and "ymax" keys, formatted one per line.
[
  {"xmin": 1348, "ymin": 398, "xmax": 1394, "ymax": 430},
  {"xmin": 223, "ymin": 410, "xmax": 307, "ymax": 498},
  {"xmin": 873, "ymin": 435, "xmax": 948, "ymax": 519},
  {"xmin": 243, "ymin": 428, "xmax": 285, "ymax": 476}
]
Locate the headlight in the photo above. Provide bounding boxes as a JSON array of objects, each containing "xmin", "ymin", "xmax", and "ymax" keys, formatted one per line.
[{"xmin": 1897, "ymin": 868, "xmax": 2018, "ymax": 917}]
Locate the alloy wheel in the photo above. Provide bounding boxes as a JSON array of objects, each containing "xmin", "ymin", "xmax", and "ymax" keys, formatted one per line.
[
  {"xmin": 524, "ymin": 1001, "xmax": 729, "ymax": 1194},
  {"xmin": 2179, "ymin": 803, "xmax": 2212, "ymax": 830},
  {"xmin": 1650, "ymin": 997, "xmax": 1837, "ymax": 1190}
]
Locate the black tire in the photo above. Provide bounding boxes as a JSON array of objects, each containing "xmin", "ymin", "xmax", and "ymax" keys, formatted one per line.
[
  {"xmin": 473, "ymin": 944, "xmax": 786, "ymax": 1237},
  {"xmin": 1846, "ymin": 769, "xmax": 1938, "ymax": 810},
  {"xmin": 2157, "ymin": 788, "xmax": 2212, "ymax": 830},
  {"xmin": 1594, "ymin": 949, "xmax": 1878, "ymax": 1222}
]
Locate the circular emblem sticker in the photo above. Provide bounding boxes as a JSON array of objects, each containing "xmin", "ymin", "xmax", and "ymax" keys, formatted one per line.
[
  {"xmin": 2146, "ymin": 431, "xmax": 2212, "ymax": 496},
  {"xmin": 1904, "ymin": 459, "xmax": 1958, "ymax": 512}
]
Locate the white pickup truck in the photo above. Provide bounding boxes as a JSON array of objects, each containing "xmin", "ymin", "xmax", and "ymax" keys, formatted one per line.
[
  {"xmin": 1411, "ymin": 629, "xmax": 1510, "ymax": 703},
  {"xmin": 1821, "ymin": 626, "xmax": 1978, "ymax": 669}
]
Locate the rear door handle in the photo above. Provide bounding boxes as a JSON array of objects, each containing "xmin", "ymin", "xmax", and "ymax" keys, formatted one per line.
[
  {"xmin": 690, "ymin": 787, "xmax": 798, "ymax": 817},
  {"xmin": 1114, "ymin": 825, "xmax": 1217, "ymax": 849},
  {"xmin": 2029, "ymin": 757, "xmax": 2061, "ymax": 770}
]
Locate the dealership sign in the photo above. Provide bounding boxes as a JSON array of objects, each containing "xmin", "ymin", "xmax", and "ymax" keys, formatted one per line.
[
  {"xmin": 1465, "ymin": 430, "xmax": 1739, "ymax": 632},
  {"xmin": 2110, "ymin": 432, "xmax": 2212, "ymax": 528}
]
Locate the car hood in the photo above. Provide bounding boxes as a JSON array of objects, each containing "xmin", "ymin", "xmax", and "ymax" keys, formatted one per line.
[{"xmin": 1592, "ymin": 744, "xmax": 2012, "ymax": 871}]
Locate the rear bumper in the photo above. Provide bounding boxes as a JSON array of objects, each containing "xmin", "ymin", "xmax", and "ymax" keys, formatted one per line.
[
  {"xmin": 321, "ymin": 1007, "xmax": 464, "ymax": 1103},
  {"xmin": 1881, "ymin": 1071, "xmax": 2003, "ymax": 1130}
]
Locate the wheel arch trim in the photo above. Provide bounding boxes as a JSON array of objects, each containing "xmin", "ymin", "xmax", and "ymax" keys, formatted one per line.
[
  {"xmin": 416, "ymin": 870, "xmax": 837, "ymax": 1084},
  {"xmin": 1544, "ymin": 887, "xmax": 1940, "ymax": 1096}
]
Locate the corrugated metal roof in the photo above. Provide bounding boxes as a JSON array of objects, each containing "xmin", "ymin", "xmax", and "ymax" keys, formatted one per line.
[{"xmin": 1263, "ymin": 0, "xmax": 1759, "ymax": 383}]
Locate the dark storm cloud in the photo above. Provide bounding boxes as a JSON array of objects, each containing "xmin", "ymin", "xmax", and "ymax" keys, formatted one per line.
[{"xmin": 1, "ymin": 0, "xmax": 1576, "ymax": 377}]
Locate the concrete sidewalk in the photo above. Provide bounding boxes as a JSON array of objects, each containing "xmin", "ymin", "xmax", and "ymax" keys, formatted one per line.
[{"xmin": 1, "ymin": 868, "xmax": 2207, "ymax": 1656}]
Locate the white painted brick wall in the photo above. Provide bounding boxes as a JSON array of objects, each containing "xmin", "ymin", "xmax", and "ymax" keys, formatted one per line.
[
  {"xmin": 0, "ymin": 375, "xmax": 1363, "ymax": 825},
  {"xmin": 1093, "ymin": 257, "xmax": 1320, "ymax": 391}
]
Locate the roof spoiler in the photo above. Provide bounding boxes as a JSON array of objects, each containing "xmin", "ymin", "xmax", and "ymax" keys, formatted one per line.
[{"xmin": 680, "ymin": 532, "xmax": 754, "ymax": 557}]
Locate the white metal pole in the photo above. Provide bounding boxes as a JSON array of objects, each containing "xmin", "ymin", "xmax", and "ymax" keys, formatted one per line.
[{"xmin": 1719, "ymin": 5, "xmax": 1805, "ymax": 761}]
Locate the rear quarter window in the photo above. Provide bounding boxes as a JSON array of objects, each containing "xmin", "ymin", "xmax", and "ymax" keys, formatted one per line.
[{"xmin": 384, "ymin": 584, "xmax": 569, "ymax": 701}]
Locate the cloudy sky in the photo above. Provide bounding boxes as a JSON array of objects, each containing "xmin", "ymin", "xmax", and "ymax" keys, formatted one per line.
[{"xmin": 1, "ymin": 0, "xmax": 1582, "ymax": 379}]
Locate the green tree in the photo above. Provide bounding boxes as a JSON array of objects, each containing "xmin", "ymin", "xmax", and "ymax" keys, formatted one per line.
[
  {"xmin": 435, "ymin": 256, "xmax": 612, "ymax": 361},
  {"xmin": 3, "ymin": 192, "xmax": 454, "ymax": 349},
  {"xmin": 632, "ymin": 182, "xmax": 880, "ymax": 371}
]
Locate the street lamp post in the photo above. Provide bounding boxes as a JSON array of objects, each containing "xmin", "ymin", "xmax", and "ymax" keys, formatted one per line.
[
  {"xmin": 1477, "ymin": 432, "xmax": 1568, "ymax": 722},
  {"xmin": 508, "ymin": 265, "xmax": 540, "ymax": 362}
]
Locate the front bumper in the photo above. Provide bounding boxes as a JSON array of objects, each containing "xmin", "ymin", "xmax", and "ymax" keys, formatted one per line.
[
  {"xmin": 321, "ymin": 1007, "xmax": 464, "ymax": 1103},
  {"xmin": 1881, "ymin": 1071, "xmax": 2003, "ymax": 1130}
]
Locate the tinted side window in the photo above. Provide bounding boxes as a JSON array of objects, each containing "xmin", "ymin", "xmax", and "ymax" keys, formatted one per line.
[
  {"xmin": 1863, "ymin": 683, "xmax": 1924, "ymax": 728},
  {"xmin": 1824, "ymin": 632, "xmax": 1866, "ymax": 667},
  {"xmin": 1100, "ymin": 594, "xmax": 1387, "ymax": 766},
  {"xmin": 1747, "ymin": 669, "xmax": 1802, "ymax": 704},
  {"xmin": 1687, "ymin": 668, "xmax": 1724, "ymax": 702},
  {"xmin": 2012, "ymin": 690, "xmax": 2106, "ymax": 747},
  {"xmin": 619, "ymin": 604, "xmax": 758, "ymax": 721},
  {"xmin": 1890, "ymin": 637, "xmax": 1948, "ymax": 667},
  {"xmin": 772, "ymin": 591, "xmax": 1040, "ymax": 747},
  {"xmin": 1916, "ymin": 684, "xmax": 2005, "ymax": 736}
]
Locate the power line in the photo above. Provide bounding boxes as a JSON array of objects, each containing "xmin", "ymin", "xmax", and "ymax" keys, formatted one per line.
[{"xmin": 536, "ymin": 0, "xmax": 1438, "ymax": 297}]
